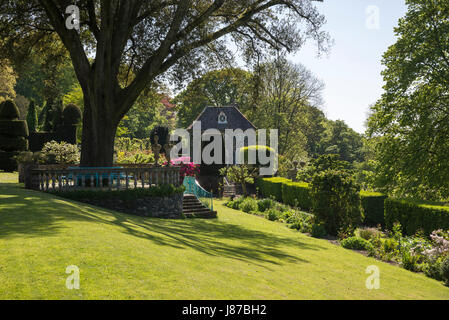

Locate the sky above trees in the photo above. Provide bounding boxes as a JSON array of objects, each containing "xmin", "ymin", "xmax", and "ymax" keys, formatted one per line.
[{"xmin": 288, "ymin": 0, "xmax": 407, "ymax": 133}]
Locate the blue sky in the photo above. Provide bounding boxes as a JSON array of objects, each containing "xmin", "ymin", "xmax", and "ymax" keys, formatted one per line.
[{"xmin": 289, "ymin": 0, "xmax": 407, "ymax": 133}]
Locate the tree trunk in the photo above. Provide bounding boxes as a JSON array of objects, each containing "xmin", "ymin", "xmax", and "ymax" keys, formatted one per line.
[{"xmin": 80, "ymin": 94, "xmax": 119, "ymax": 167}]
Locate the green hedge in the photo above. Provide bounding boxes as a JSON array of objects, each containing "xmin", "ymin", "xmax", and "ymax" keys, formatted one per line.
[
  {"xmin": 51, "ymin": 184, "xmax": 185, "ymax": 202},
  {"xmin": 385, "ymin": 198, "xmax": 449, "ymax": 236},
  {"xmin": 256, "ymin": 177, "xmax": 290, "ymax": 201},
  {"xmin": 0, "ymin": 150, "xmax": 19, "ymax": 172},
  {"xmin": 282, "ymin": 181, "xmax": 312, "ymax": 211},
  {"xmin": 258, "ymin": 178, "xmax": 387, "ymax": 227},
  {"xmin": 0, "ymin": 120, "xmax": 29, "ymax": 137},
  {"xmin": 360, "ymin": 191, "xmax": 387, "ymax": 226},
  {"xmin": 0, "ymin": 136, "xmax": 28, "ymax": 152}
]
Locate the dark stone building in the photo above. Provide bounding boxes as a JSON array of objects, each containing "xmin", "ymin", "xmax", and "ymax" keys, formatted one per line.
[{"xmin": 187, "ymin": 106, "xmax": 257, "ymax": 194}]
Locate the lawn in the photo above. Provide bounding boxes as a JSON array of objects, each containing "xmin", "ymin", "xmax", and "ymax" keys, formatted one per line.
[{"xmin": 1, "ymin": 173, "xmax": 449, "ymax": 300}]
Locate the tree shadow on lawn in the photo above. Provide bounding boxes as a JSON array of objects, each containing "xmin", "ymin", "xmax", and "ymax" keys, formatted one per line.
[{"xmin": 0, "ymin": 184, "xmax": 327, "ymax": 267}]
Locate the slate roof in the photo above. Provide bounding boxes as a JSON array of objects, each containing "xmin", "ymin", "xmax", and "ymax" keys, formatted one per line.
[{"xmin": 187, "ymin": 106, "xmax": 257, "ymax": 131}]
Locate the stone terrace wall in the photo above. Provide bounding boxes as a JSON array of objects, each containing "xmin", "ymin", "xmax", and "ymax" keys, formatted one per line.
[{"xmin": 71, "ymin": 193, "xmax": 184, "ymax": 219}]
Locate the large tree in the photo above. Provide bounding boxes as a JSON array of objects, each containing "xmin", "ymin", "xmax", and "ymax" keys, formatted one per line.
[
  {"xmin": 252, "ymin": 55, "xmax": 324, "ymax": 161},
  {"xmin": 0, "ymin": 0, "xmax": 328, "ymax": 166},
  {"xmin": 367, "ymin": 0, "xmax": 449, "ymax": 200},
  {"xmin": 175, "ymin": 68, "xmax": 254, "ymax": 128}
]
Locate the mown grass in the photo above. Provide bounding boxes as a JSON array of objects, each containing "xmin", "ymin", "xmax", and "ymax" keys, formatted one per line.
[{"xmin": 1, "ymin": 172, "xmax": 449, "ymax": 300}]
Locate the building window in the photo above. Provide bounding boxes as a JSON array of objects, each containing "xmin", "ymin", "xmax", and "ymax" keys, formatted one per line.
[{"xmin": 218, "ymin": 111, "xmax": 228, "ymax": 124}]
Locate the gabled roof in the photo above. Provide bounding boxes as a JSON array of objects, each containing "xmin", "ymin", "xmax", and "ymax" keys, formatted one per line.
[{"xmin": 187, "ymin": 106, "xmax": 257, "ymax": 131}]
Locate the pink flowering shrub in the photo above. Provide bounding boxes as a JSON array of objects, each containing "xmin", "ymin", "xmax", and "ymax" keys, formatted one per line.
[
  {"xmin": 423, "ymin": 230, "xmax": 449, "ymax": 260},
  {"xmin": 164, "ymin": 157, "xmax": 200, "ymax": 183}
]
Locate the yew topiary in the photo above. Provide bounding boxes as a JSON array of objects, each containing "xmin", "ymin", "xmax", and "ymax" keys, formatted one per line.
[
  {"xmin": 0, "ymin": 100, "xmax": 29, "ymax": 172},
  {"xmin": 0, "ymin": 100, "xmax": 20, "ymax": 120},
  {"xmin": 63, "ymin": 104, "xmax": 82, "ymax": 125}
]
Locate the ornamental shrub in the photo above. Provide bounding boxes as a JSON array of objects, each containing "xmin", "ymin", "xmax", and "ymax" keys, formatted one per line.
[
  {"xmin": 38, "ymin": 140, "xmax": 80, "ymax": 164},
  {"xmin": 341, "ymin": 237, "xmax": 373, "ymax": 251},
  {"xmin": 440, "ymin": 256, "xmax": 449, "ymax": 286},
  {"xmin": 63, "ymin": 104, "xmax": 82, "ymax": 125},
  {"xmin": 311, "ymin": 223, "xmax": 327, "ymax": 238},
  {"xmin": 265, "ymin": 208, "xmax": 282, "ymax": 221},
  {"xmin": 311, "ymin": 170, "xmax": 362, "ymax": 236},
  {"xmin": 0, "ymin": 100, "xmax": 29, "ymax": 171},
  {"xmin": 26, "ymin": 100, "xmax": 38, "ymax": 133},
  {"xmin": 385, "ymin": 198, "xmax": 449, "ymax": 236},
  {"xmin": 239, "ymin": 198, "xmax": 258, "ymax": 213},
  {"xmin": 257, "ymin": 198, "xmax": 275, "ymax": 212}
]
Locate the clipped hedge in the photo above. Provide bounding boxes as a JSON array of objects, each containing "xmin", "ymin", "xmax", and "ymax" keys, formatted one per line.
[
  {"xmin": 0, "ymin": 120, "xmax": 29, "ymax": 137},
  {"xmin": 0, "ymin": 136, "xmax": 29, "ymax": 152},
  {"xmin": 256, "ymin": 177, "xmax": 290, "ymax": 201},
  {"xmin": 385, "ymin": 198, "xmax": 449, "ymax": 236},
  {"xmin": 282, "ymin": 181, "xmax": 312, "ymax": 211},
  {"xmin": 0, "ymin": 151, "xmax": 19, "ymax": 172},
  {"xmin": 258, "ymin": 178, "xmax": 388, "ymax": 227},
  {"xmin": 360, "ymin": 191, "xmax": 387, "ymax": 226},
  {"xmin": 51, "ymin": 184, "xmax": 185, "ymax": 202}
]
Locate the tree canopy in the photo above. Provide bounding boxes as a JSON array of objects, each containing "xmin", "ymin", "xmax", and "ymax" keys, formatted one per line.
[
  {"xmin": 367, "ymin": 0, "xmax": 449, "ymax": 200},
  {"xmin": 0, "ymin": 0, "xmax": 329, "ymax": 166}
]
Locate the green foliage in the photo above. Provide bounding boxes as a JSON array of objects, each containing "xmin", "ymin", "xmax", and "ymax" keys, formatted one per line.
[
  {"xmin": 257, "ymin": 198, "xmax": 275, "ymax": 212},
  {"xmin": 175, "ymin": 68, "xmax": 254, "ymax": 128},
  {"xmin": 341, "ymin": 237, "xmax": 373, "ymax": 251},
  {"xmin": 0, "ymin": 120, "xmax": 29, "ymax": 137},
  {"xmin": 256, "ymin": 177, "xmax": 291, "ymax": 202},
  {"xmin": 41, "ymin": 98, "xmax": 54, "ymax": 132},
  {"xmin": 311, "ymin": 170, "xmax": 362, "ymax": 236},
  {"xmin": 288, "ymin": 211, "xmax": 314, "ymax": 233},
  {"xmin": 423, "ymin": 258, "xmax": 444, "ymax": 281},
  {"xmin": 367, "ymin": 0, "xmax": 449, "ymax": 200},
  {"xmin": 311, "ymin": 223, "xmax": 327, "ymax": 238},
  {"xmin": 220, "ymin": 165, "xmax": 257, "ymax": 196},
  {"xmin": 0, "ymin": 99, "xmax": 29, "ymax": 171},
  {"xmin": 356, "ymin": 227, "xmax": 383, "ymax": 241},
  {"xmin": 0, "ymin": 137, "xmax": 28, "ymax": 152},
  {"xmin": 318, "ymin": 120, "xmax": 364, "ymax": 163},
  {"xmin": 385, "ymin": 198, "xmax": 449, "ymax": 236},
  {"xmin": 297, "ymin": 154, "xmax": 353, "ymax": 183},
  {"xmin": 26, "ymin": 99, "xmax": 38, "ymax": 132},
  {"xmin": 281, "ymin": 181, "xmax": 312, "ymax": 211},
  {"xmin": 52, "ymin": 184, "xmax": 185, "ymax": 203},
  {"xmin": 401, "ymin": 250, "xmax": 420, "ymax": 272},
  {"xmin": 265, "ymin": 208, "xmax": 282, "ymax": 221},
  {"xmin": 0, "ymin": 100, "xmax": 20, "ymax": 120},
  {"xmin": 62, "ymin": 104, "xmax": 82, "ymax": 125},
  {"xmin": 250, "ymin": 57, "xmax": 322, "ymax": 161},
  {"xmin": 226, "ymin": 196, "xmax": 246, "ymax": 211},
  {"xmin": 360, "ymin": 191, "xmax": 387, "ymax": 226},
  {"xmin": 440, "ymin": 257, "xmax": 449, "ymax": 286},
  {"xmin": 38, "ymin": 141, "xmax": 80, "ymax": 165},
  {"xmin": 239, "ymin": 198, "xmax": 258, "ymax": 213}
]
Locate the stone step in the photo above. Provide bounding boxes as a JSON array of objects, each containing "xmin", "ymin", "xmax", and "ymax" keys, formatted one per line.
[{"xmin": 182, "ymin": 194, "xmax": 217, "ymax": 219}]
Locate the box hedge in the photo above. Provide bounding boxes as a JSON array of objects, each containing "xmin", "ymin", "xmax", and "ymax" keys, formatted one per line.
[
  {"xmin": 256, "ymin": 177, "xmax": 290, "ymax": 201},
  {"xmin": 257, "ymin": 178, "xmax": 388, "ymax": 227},
  {"xmin": 385, "ymin": 198, "xmax": 449, "ymax": 236},
  {"xmin": 360, "ymin": 191, "xmax": 387, "ymax": 226},
  {"xmin": 282, "ymin": 181, "xmax": 312, "ymax": 211}
]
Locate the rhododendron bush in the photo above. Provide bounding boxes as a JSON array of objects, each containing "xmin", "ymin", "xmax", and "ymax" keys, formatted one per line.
[{"xmin": 168, "ymin": 157, "xmax": 200, "ymax": 183}]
